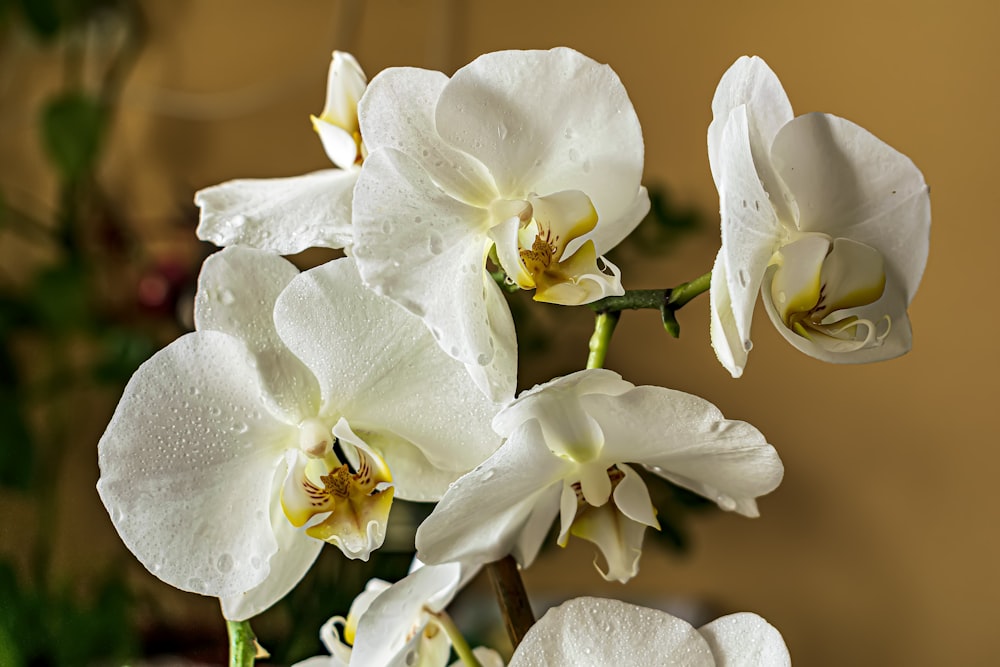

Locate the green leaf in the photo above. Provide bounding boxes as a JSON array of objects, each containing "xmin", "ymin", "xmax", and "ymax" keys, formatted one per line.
[
  {"xmin": 29, "ymin": 262, "xmax": 92, "ymax": 333},
  {"xmin": 93, "ymin": 328, "xmax": 156, "ymax": 384},
  {"xmin": 40, "ymin": 92, "xmax": 106, "ymax": 182}
]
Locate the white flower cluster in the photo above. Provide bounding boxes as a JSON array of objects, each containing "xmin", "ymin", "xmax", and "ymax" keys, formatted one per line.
[{"xmin": 98, "ymin": 47, "xmax": 929, "ymax": 665}]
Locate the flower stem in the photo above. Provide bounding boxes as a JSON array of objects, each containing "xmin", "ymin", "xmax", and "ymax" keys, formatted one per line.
[
  {"xmin": 587, "ymin": 310, "xmax": 620, "ymax": 369},
  {"xmin": 666, "ymin": 270, "xmax": 712, "ymax": 308},
  {"xmin": 227, "ymin": 620, "xmax": 258, "ymax": 667},
  {"xmin": 431, "ymin": 610, "xmax": 483, "ymax": 667},
  {"xmin": 487, "ymin": 555, "xmax": 535, "ymax": 649}
]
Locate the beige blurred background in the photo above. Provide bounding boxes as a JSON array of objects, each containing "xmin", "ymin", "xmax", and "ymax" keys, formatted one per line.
[{"xmin": 1, "ymin": 0, "xmax": 996, "ymax": 665}]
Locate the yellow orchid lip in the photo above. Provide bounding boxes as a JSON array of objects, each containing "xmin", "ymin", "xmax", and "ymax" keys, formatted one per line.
[{"xmin": 770, "ymin": 234, "xmax": 890, "ymax": 352}]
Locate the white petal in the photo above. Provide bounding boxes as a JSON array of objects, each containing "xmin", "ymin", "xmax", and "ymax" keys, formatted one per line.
[
  {"xmin": 415, "ymin": 420, "xmax": 572, "ymax": 567},
  {"xmin": 194, "ymin": 247, "xmax": 320, "ymax": 424},
  {"xmin": 350, "ymin": 563, "xmax": 462, "ymax": 667},
  {"xmin": 584, "ymin": 185, "xmax": 650, "ymax": 256},
  {"xmin": 511, "ymin": 483, "xmax": 562, "ymax": 567},
  {"xmin": 718, "ymin": 105, "xmax": 785, "ymax": 351},
  {"xmin": 493, "ymin": 369, "xmax": 632, "ymax": 438},
  {"xmin": 315, "ymin": 121, "xmax": 360, "ymax": 171},
  {"xmin": 613, "ymin": 464, "xmax": 659, "ymax": 529},
  {"xmin": 509, "ymin": 597, "xmax": 715, "ymax": 667},
  {"xmin": 570, "ymin": 502, "xmax": 647, "ymax": 583},
  {"xmin": 709, "ymin": 250, "xmax": 749, "ymax": 378},
  {"xmin": 583, "ymin": 386, "xmax": 783, "ymax": 518},
  {"xmin": 97, "ymin": 331, "xmax": 295, "ymax": 599},
  {"xmin": 195, "ymin": 169, "xmax": 357, "ymax": 253},
  {"xmin": 220, "ymin": 467, "xmax": 323, "ymax": 620},
  {"xmin": 273, "ymin": 257, "xmax": 507, "ymax": 492},
  {"xmin": 451, "ymin": 647, "xmax": 505, "ymax": 667},
  {"xmin": 770, "ymin": 112, "xmax": 930, "ymax": 303},
  {"xmin": 436, "ymin": 48, "xmax": 646, "ymax": 232},
  {"xmin": 708, "ymin": 56, "xmax": 795, "ymax": 222},
  {"xmin": 358, "ymin": 67, "xmax": 497, "ymax": 206},
  {"xmin": 352, "ymin": 147, "xmax": 516, "ymax": 400},
  {"xmin": 699, "ymin": 612, "xmax": 791, "ymax": 666}
]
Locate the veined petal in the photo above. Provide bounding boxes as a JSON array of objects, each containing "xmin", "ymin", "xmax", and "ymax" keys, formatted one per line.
[
  {"xmin": 220, "ymin": 466, "xmax": 323, "ymax": 620},
  {"xmin": 708, "ymin": 55, "xmax": 795, "ymax": 222},
  {"xmin": 352, "ymin": 148, "xmax": 516, "ymax": 401},
  {"xmin": 273, "ymin": 258, "xmax": 507, "ymax": 491},
  {"xmin": 436, "ymin": 48, "xmax": 645, "ymax": 232},
  {"xmin": 509, "ymin": 597, "xmax": 715, "ymax": 667},
  {"xmin": 770, "ymin": 112, "xmax": 930, "ymax": 304},
  {"xmin": 699, "ymin": 613, "xmax": 791, "ymax": 666},
  {"xmin": 359, "ymin": 67, "xmax": 497, "ymax": 206},
  {"xmin": 709, "ymin": 250, "xmax": 749, "ymax": 378},
  {"xmin": 195, "ymin": 247, "xmax": 320, "ymax": 424},
  {"xmin": 718, "ymin": 105, "xmax": 786, "ymax": 351},
  {"xmin": 416, "ymin": 420, "xmax": 573, "ymax": 567},
  {"xmin": 97, "ymin": 331, "xmax": 295, "ymax": 599},
  {"xmin": 350, "ymin": 563, "xmax": 462, "ymax": 667},
  {"xmin": 584, "ymin": 386, "xmax": 783, "ymax": 518},
  {"xmin": 195, "ymin": 169, "xmax": 356, "ymax": 253}
]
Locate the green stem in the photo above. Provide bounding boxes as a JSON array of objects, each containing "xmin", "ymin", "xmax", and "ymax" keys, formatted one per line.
[
  {"xmin": 666, "ymin": 270, "xmax": 712, "ymax": 308},
  {"xmin": 227, "ymin": 620, "xmax": 258, "ymax": 667},
  {"xmin": 588, "ymin": 288, "xmax": 666, "ymax": 313},
  {"xmin": 431, "ymin": 610, "xmax": 483, "ymax": 667},
  {"xmin": 587, "ymin": 311, "xmax": 620, "ymax": 370}
]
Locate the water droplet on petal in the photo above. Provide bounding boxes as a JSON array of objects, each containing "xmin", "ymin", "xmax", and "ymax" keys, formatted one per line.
[
  {"xmin": 230, "ymin": 215, "xmax": 247, "ymax": 228},
  {"xmin": 382, "ymin": 220, "xmax": 393, "ymax": 235},
  {"xmin": 568, "ymin": 148, "xmax": 580, "ymax": 162},
  {"xmin": 476, "ymin": 352, "xmax": 490, "ymax": 366},
  {"xmin": 743, "ymin": 339, "xmax": 753, "ymax": 352},
  {"xmin": 216, "ymin": 553, "xmax": 234, "ymax": 573},
  {"xmin": 188, "ymin": 577, "xmax": 206, "ymax": 592},
  {"xmin": 428, "ymin": 232, "xmax": 444, "ymax": 256},
  {"xmin": 716, "ymin": 495, "xmax": 738, "ymax": 511},
  {"xmin": 737, "ymin": 270, "xmax": 749, "ymax": 288}
]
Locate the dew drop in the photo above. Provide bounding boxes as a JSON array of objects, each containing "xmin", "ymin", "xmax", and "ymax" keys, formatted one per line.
[
  {"xmin": 582, "ymin": 159, "xmax": 592, "ymax": 173},
  {"xmin": 405, "ymin": 651, "xmax": 417, "ymax": 666},
  {"xmin": 188, "ymin": 577, "xmax": 206, "ymax": 592},
  {"xmin": 567, "ymin": 148, "xmax": 580, "ymax": 162},
  {"xmin": 716, "ymin": 495, "xmax": 738, "ymax": 511},
  {"xmin": 743, "ymin": 339, "xmax": 753, "ymax": 352},
  {"xmin": 476, "ymin": 352, "xmax": 490, "ymax": 367},
  {"xmin": 482, "ymin": 469, "xmax": 495, "ymax": 481},
  {"xmin": 250, "ymin": 555, "xmax": 263, "ymax": 569},
  {"xmin": 231, "ymin": 421, "xmax": 249, "ymax": 434},
  {"xmin": 230, "ymin": 215, "xmax": 247, "ymax": 228},
  {"xmin": 220, "ymin": 289, "xmax": 236, "ymax": 306},
  {"xmin": 777, "ymin": 291, "xmax": 787, "ymax": 304},
  {"xmin": 564, "ymin": 127, "xmax": 574, "ymax": 139},
  {"xmin": 381, "ymin": 220, "xmax": 393, "ymax": 235},
  {"xmin": 498, "ymin": 123, "xmax": 508, "ymax": 140},
  {"xmin": 188, "ymin": 386, "xmax": 200, "ymax": 396},
  {"xmin": 414, "ymin": 216, "xmax": 422, "ymax": 224},
  {"xmin": 428, "ymin": 232, "xmax": 444, "ymax": 256},
  {"xmin": 737, "ymin": 269, "xmax": 749, "ymax": 288},
  {"xmin": 216, "ymin": 553, "xmax": 234, "ymax": 573}
]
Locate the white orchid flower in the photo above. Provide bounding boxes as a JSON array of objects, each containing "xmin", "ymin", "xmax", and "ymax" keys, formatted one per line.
[
  {"xmin": 415, "ymin": 369, "xmax": 783, "ymax": 583},
  {"xmin": 97, "ymin": 248, "xmax": 506, "ymax": 620},
  {"xmin": 708, "ymin": 56, "xmax": 930, "ymax": 377},
  {"xmin": 351, "ymin": 47, "xmax": 650, "ymax": 400},
  {"xmin": 508, "ymin": 597, "xmax": 789, "ymax": 667},
  {"xmin": 195, "ymin": 51, "xmax": 368, "ymax": 253},
  {"xmin": 295, "ymin": 562, "xmax": 503, "ymax": 667}
]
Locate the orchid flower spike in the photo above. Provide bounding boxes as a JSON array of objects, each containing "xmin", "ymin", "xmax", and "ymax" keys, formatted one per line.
[
  {"xmin": 98, "ymin": 248, "xmax": 506, "ymax": 620},
  {"xmin": 509, "ymin": 597, "xmax": 789, "ymax": 667},
  {"xmin": 294, "ymin": 562, "xmax": 502, "ymax": 667},
  {"xmin": 351, "ymin": 47, "xmax": 650, "ymax": 400},
  {"xmin": 195, "ymin": 51, "xmax": 369, "ymax": 254},
  {"xmin": 708, "ymin": 56, "xmax": 930, "ymax": 377},
  {"xmin": 416, "ymin": 369, "xmax": 783, "ymax": 583}
]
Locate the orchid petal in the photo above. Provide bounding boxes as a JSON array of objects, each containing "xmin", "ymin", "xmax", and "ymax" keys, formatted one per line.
[
  {"xmin": 359, "ymin": 67, "xmax": 497, "ymax": 206},
  {"xmin": 220, "ymin": 468, "xmax": 323, "ymax": 620},
  {"xmin": 584, "ymin": 386, "xmax": 783, "ymax": 518},
  {"xmin": 436, "ymin": 48, "xmax": 645, "ymax": 231},
  {"xmin": 512, "ymin": 483, "xmax": 562, "ymax": 567},
  {"xmin": 195, "ymin": 247, "xmax": 320, "ymax": 424},
  {"xmin": 273, "ymin": 258, "xmax": 506, "ymax": 493},
  {"xmin": 509, "ymin": 597, "xmax": 715, "ymax": 667},
  {"xmin": 97, "ymin": 331, "xmax": 294, "ymax": 599},
  {"xmin": 352, "ymin": 148, "xmax": 516, "ymax": 401},
  {"xmin": 699, "ymin": 612, "xmax": 791, "ymax": 666},
  {"xmin": 312, "ymin": 51, "xmax": 366, "ymax": 169},
  {"xmin": 718, "ymin": 105, "xmax": 785, "ymax": 351},
  {"xmin": 351, "ymin": 563, "xmax": 462, "ymax": 667},
  {"xmin": 770, "ymin": 112, "xmax": 930, "ymax": 303},
  {"xmin": 612, "ymin": 464, "xmax": 659, "ymax": 529},
  {"xmin": 195, "ymin": 169, "xmax": 356, "ymax": 253},
  {"xmin": 708, "ymin": 56, "xmax": 795, "ymax": 222},
  {"xmin": 709, "ymin": 250, "xmax": 749, "ymax": 378},
  {"xmin": 416, "ymin": 420, "xmax": 572, "ymax": 567},
  {"xmin": 569, "ymin": 501, "xmax": 647, "ymax": 583}
]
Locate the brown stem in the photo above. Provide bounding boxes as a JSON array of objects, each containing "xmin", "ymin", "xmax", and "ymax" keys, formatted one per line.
[{"xmin": 487, "ymin": 555, "xmax": 535, "ymax": 649}]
